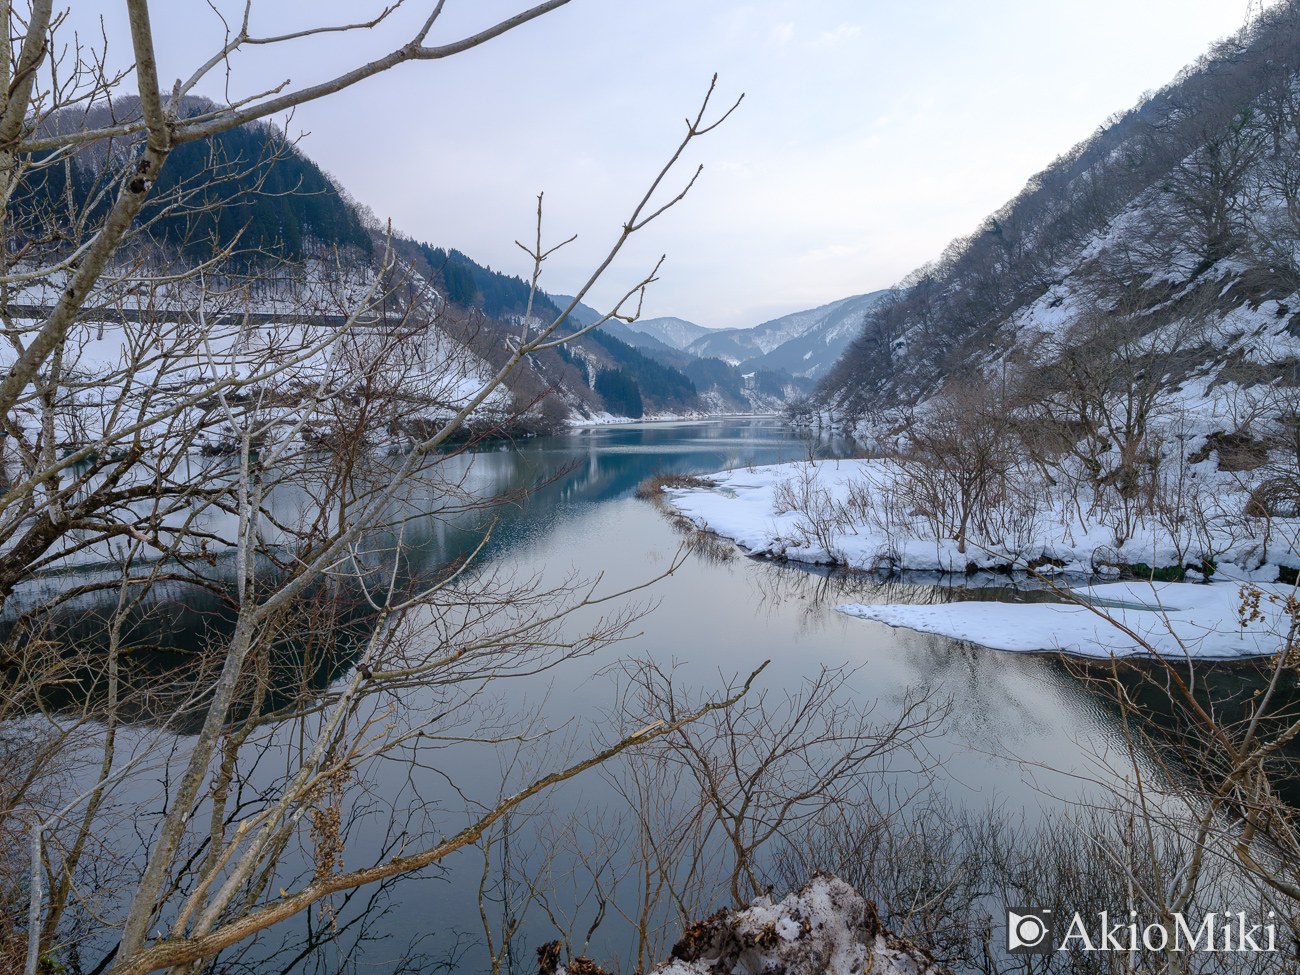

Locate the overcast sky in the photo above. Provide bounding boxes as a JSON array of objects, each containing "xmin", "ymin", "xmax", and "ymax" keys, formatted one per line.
[{"xmin": 97, "ymin": 1, "xmax": 1276, "ymax": 329}]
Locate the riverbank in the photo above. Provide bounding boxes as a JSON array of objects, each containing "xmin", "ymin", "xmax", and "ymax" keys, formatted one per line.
[
  {"xmin": 567, "ymin": 409, "xmax": 774, "ymax": 426},
  {"xmin": 657, "ymin": 458, "xmax": 1300, "ymax": 659}
]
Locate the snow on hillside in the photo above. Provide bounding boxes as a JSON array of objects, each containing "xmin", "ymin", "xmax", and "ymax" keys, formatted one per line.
[
  {"xmin": 0, "ymin": 252, "xmax": 510, "ymax": 456},
  {"xmin": 742, "ymin": 291, "xmax": 891, "ymax": 378},
  {"xmin": 620, "ymin": 315, "xmax": 713, "ymax": 350},
  {"xmin": 742, "ymin": 293, "xmax": 882, "ymax": 355},
  {"xmin": 811, "ymin": 10, "xmax": 1300, "ymax": 436},
  {"xmin": 7, "ymin": 252, "xmax": 401, "ymax": 317},
  {"xmin": 686, "ymin": 291, "xmax": 889, "ymax": 375}
]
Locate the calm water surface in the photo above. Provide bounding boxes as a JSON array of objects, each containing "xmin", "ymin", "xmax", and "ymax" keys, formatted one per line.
[
  {"xmin": 64, "ymin": 419, "xmax": 1126, "ymax": 973},
  {"xmin": 305, "ymin": 419, "xmax": 1118, "ymax": 972}
]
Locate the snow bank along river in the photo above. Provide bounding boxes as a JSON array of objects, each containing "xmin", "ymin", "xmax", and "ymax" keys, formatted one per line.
[
  {"xmin": 664, "ymin": 458, "xmax": 1300, "ymax": 660},
  {"xmin": 44, "ymin": 420, "xmax": 1289, "ymax": 973}
]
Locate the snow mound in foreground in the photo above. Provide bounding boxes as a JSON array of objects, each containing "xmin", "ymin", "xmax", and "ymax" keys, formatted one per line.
[{"xmin": 538, "ymin": 874, "xmax": 953, "ymax": 975}]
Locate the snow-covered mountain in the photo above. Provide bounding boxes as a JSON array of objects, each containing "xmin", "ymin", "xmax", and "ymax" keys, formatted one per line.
[
  {"xmin": 620, "ymin": 316, "xmax": 713, "ymax": 350},
  {"xmin": 813, "ymin": 1, "xmax": 1300, "ymax": 451},
  {"xmin": 686, "ymin": 292, "xmax": 889, "ymax": 378},
  {"xmin": 545, "ymin": 289, "xmax": 894, "ymax": 398},
  {"xmin": 542, "ymin": 303, "xmax": 693, "ymax": 354}
]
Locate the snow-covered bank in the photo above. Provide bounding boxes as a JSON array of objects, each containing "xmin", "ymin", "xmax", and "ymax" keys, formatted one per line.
[
  {"xmin": 838, "ymin": 580, "xmax": 1290, "ymax": 659},
  {"xmin": 566, "ymin": 410, "xmax": 771, "ymax": 427},
  {"xmin": 662, "ymin": 459, "xmax": 1298, "ymax": 578},
  {"xmin": 567, "ymin": 410, "xmax": 711, "ymax": 426},
  {"xmin": 660, "ymin": 459, "xmax": 1300, "ymax": 659}
]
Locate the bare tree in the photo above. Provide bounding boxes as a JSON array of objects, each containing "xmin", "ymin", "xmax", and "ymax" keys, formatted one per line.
[
  {"xmin": 629, "ymin": 661, "xmax": 945, "ymax": 909},
  {"xmin": 1023, "ymin": 284, "xmax": 1212, "ymax": 549},
  {"xmin": 1008, "ymin": 566, "xmax": 1300, "ymax": 972},
  {"xmin": 0, "ymin": 6, "xmax": 751, "ymax": 975},
  {"xmin": 1073, "ymin": 588, "xmax": 1300, "ymax": 932},
  {"xmin": 894, "ymin": 378, "xmax": 1024, "ymax": 557}
]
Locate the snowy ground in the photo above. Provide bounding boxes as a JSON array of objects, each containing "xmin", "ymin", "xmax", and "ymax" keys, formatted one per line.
[
  {"xmin": 839, "ymin": 579, "xmax": 1291, "ymax": 659},
  {"xmin": 567, "ymin": 410, "xmax": 712, "ymax": 426},
  {"xmin": 663, "ymin": 459, "xmax": 1298, "ymax": 577},
  {"xmin": 662, "ymin": 459, "xmax": 1300, "ymax": 659}
]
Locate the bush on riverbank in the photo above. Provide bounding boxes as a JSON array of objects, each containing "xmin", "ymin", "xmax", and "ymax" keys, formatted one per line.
[{"xmin": 635, "ymin": 472, "xmax": 721, "ymax": 501}]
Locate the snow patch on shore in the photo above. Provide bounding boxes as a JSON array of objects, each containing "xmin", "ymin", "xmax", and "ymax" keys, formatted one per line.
[
  {"xmin": 661, "ymin": 459, "xmax": 1300, "ymax": 659},
  {"xmin": 631, "ymin": 875, "xmax": 952, "ymax": 975},
  {"xmin": 663, "ymin": 459, "xmax": 1293, "ymax": 577},
  {"xmin": 838, "ymin": 580, "xmax": 1289, "ymax": 659},
  {"xmin": 568, "ymin": 410, "xmax": 712, "ymax": 426}
]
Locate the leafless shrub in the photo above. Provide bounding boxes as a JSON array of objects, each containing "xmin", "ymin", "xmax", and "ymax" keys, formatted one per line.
[
  {"xmin": 634, "ymin": 473, "xmax": 720, "ymax": 501},
  {"xmin": 1027, "ymin": 568, "xmax": 1300, "ymax": 970},
  {"xmin": 772, "ymin": 795, "xmax": 1278, "ymax": 975},
  {"xmin": 770, "ymin": 465, "xmax": 858, "ymax": 562},
  {"xmin": 628, "ymin": 661, "xmax": 947, "ymax": 908},
  {"xmin": 1151, "ymin": 440, "xmax": 1246, "ymax": 572},
  {"xmin": 1023, "ymin": 284, "xmax": 1216, "ymax": 547},
  {"xmin": 892, "ymin": 380, "xmax": 1026, "ymax": 556}
]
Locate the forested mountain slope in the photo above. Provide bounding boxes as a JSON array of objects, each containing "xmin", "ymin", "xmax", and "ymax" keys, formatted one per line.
[
  {"xmin": 25, "ymin": 99, "xmax": 871, "ymax": 422},
  {"xmin": 22, "ymin": 97, "xmax": 373, "ymax": 266},
  {"xmin": 816, "ymin": 1, "xmax": 1300, "ymax": 427},
  {"xmin": 14, "ymin": 101, "xmax": 710, "ymax": 423}
]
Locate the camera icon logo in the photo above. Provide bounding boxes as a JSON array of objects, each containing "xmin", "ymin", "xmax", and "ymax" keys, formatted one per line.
[{"xmin": 1006, "ymin": 907, "xmax": 1054, "ymax": 954}]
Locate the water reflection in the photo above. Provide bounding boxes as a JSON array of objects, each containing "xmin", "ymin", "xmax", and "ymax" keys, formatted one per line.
[
  {"xmin": 15, "ymin": 418, "xmax": 1279, "ymax": 975},
  {"xmin": 386, "ymin": 487, "xmax": 1124, "ymax": 973}
]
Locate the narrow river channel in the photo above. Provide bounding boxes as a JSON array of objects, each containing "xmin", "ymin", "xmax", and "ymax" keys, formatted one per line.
[
  {"xmin": 52, "ymin": 418, "xmax": 1139, "ymax": 973},
  {"xmin": 297, "ymin": 417, "xmax": 1121, "ymax": 974}
]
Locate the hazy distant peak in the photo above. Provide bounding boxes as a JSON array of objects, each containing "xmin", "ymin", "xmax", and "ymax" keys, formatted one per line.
[
  {"xmin": 685, "ymin": 290, "xmax": 890, "ymax": 378},
  {"xmin": 620, "ymin": 316, "xmax": 714, "ymax": 350},
  {"xmin": 547, "ymin": 293, "xmax": 604, "ymax": 328}
]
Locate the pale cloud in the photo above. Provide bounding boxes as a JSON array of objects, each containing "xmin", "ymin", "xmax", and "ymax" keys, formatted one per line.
[
  {"xmin": 769, "ymin": 22, "xmax": 795, "ymax": 46},
  {"xmin": 811, "ymin": 23, "xmax": 861, "ymax": 48}
]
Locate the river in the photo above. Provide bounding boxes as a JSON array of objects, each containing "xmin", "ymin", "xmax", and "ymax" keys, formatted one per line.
[
  {"xmin": 32, "ymin": 418, "xmax": 1160, "ymax": 974},
  {"xmin": 277, "ymin": 417, "xmax": 1121, "ymax": 974}
]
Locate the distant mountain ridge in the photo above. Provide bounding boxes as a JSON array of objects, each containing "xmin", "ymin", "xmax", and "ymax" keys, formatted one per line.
[
  {"xmin": 548, "ymin": 294, "xmax": 603, "ymax": 327},
  {"xmin": 684, "ymin": 291, "xmax": 890, "ymax": 379},
  {"xmin": 621, "ymin": 316, "xmax": 713, "ymax": 350},
  {"xmin": 548, "ymin": 290, "xmax": 890, "ymax": 381}
]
